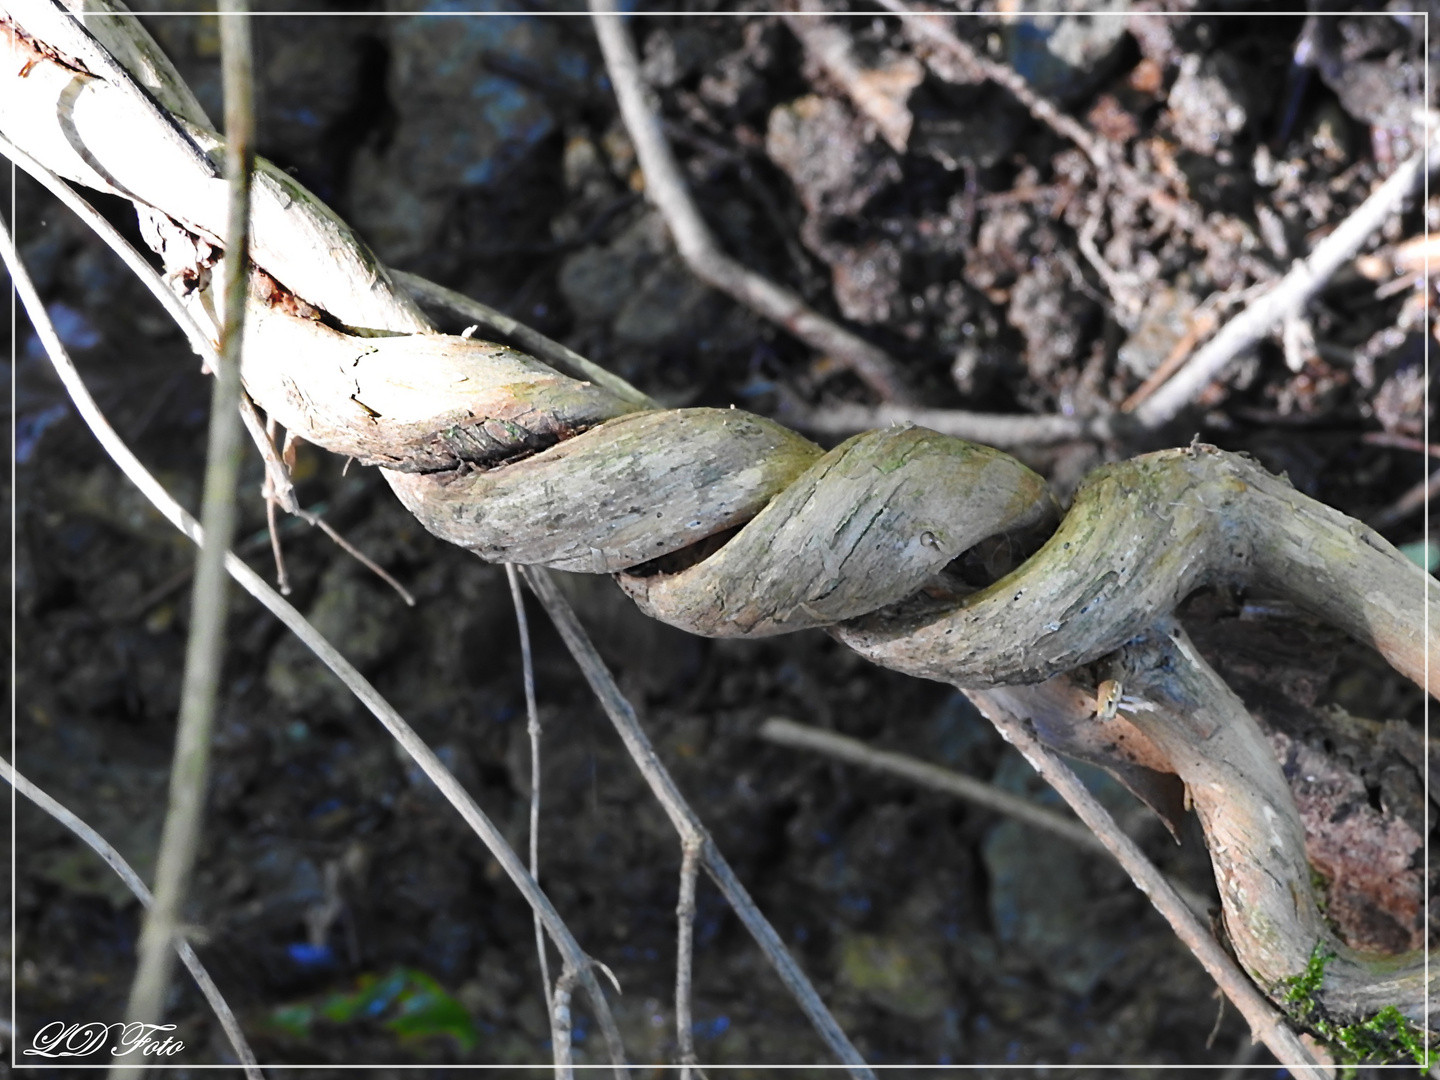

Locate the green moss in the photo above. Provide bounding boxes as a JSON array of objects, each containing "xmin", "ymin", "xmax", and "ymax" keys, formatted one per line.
[{"xmin": 1278, "ymin": 944, "xmax": 1431, "ymax": 1072}]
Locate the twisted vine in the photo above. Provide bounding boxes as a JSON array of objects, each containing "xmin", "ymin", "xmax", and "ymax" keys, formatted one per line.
[{"xmin": 4, "ymin": 0, "xmax": 1434, "ymax": 1047}]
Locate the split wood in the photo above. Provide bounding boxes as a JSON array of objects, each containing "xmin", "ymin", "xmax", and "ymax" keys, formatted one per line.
[{"xmin": 2, "ymin": 0, "xmax": 1434, "ymax": 1069}]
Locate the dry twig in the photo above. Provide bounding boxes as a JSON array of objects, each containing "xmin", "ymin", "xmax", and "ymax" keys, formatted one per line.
[
  {"xmin": 786, "ymin": 400, "xmax": 1120, "ymax": 446},
  {"xmin": 759, "ymin": 716, "xmax": 1212, "ymax": 917},
  {"xmin": 2, "ymin": 757, "xmax": 262, "ymax": 1078},
  {"xmin": 966, "ymin": 685, "xmax": 1330, "ymax": 1079},
  {"xmin": 590, "ymin": 0, "xmax": 915, "ymax": 404},
  {"xmin": 1, "ymin": 213, "xmax": 631, "ymax": 1079},
  {"xmin": 521, "ymin": 566, "xmax": 875, "ymax": 1079},
  {"xmin": 675, "ymin": 836, "xmax": 703, "ymax": 1079},
  {"xmin": 505, "ymin": 562, "xmax": 560, "ymax": 1067},
  {"xmin": 119, "ymin": 6, "xmax": 253, "ymax": 1065},
  {"xmin": 1132, "ymin": 150, "xmax": 1430, "ymax": 428}
]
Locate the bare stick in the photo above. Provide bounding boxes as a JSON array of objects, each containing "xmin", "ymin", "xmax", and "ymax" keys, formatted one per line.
[
  {"xmin": 242, "ymin": 398, "xmax": 298, "ymax": 516},
  {"xmin": 965, "ymin": 687, "xmax": 1328, "ymax": 1078},
  {"xmin": 1370, "ymin": 467, "xmax": 1440, "ymax": 530},
  {"xmin": 505, "ymin": 563, "xmax": 559, "ymax": 1067},
  {"xmin": 759, "ymin": 716, "xmax": 1211, "ymax": 918},
  {"xmin": 761, "ymin": 716, "xmax": 1108, "ymax": 855},
  {"xmin": 675, "ymin": 835, "xmax": 702, "ymax": 1078},
  {"xmin": 0, "ymin": 132, "xmax": 218, "ymax": 361},
  {"xmin": 0, "ymin": 217, "xmax": 630, "ymax": 1080},
  {"xmin": 779, "ymin": 8, "xmax": 923, "ymax": 154},
  {"xmin": 2, "ymin": 757, "xmax": 262, "ymax": 1077},
  {"xmin": 552, "ymin": 965, "xmax": 580, "ymax": 1080},
  {"xmin": 394, "ymin": 270, "xmax": 656, "ymax": 411},
  {"xmin": 589, "ymin": 0, "xmax": 915, "ymax": 404},
  {"xmin": 119, "ymin": 5, "xmax": 253, "ymax": 1067},
  {"xmin": 787, "ymin": 400, "xmax": 1119, "ymax": 447},
  {"xmin": 881, "ymin": 0, "xmax": 1108, "ymax": 169},
  {"xmin": 1133, "ymin": 149, "xmax": 1428, "ymax": 428},
  {"xmin": 2, "ymin": 136, "xmax": 411, "ymax": 609},
  {"xmin": 1360, "ymin": 432, "xmax": 1440, "ymax": 457},
  {"xmin": 295, "ymin": 508, "xmax": 415, "ymax": 606},
  {"xmin": 521, "ymin": 566, "xmax": 874, "ymax": 1079}
]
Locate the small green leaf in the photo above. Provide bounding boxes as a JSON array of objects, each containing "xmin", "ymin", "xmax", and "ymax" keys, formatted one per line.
[
  {"xmin": 385, "ymin": 968, "xmax": 479, "ymax": 1052},
  {"xmin": 268, "ymin": 1003, "xmax": 315, "ymax": 1039}
]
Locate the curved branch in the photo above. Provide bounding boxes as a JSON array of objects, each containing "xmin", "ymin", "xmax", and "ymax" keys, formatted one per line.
[
  {"xmin": 3, "ymin": 758, "xmax": 263, "ymax": 1077},
  {"xmin": 5, "ymin": 0, "xmax": 1431, "ymax": 1047},
  {"xmin": 1112, "ymin": 623, "xmax": 1433, "ymax": 1026}
]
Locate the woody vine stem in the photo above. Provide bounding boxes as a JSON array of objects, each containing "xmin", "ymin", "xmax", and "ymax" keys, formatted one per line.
[{"xmin": 2, "ymin": 0, "xmax": 1435, "ymax": 1073}]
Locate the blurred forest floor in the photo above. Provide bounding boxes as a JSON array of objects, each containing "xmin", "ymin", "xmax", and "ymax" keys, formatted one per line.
[{"xmin": 9, "ymin": 2, "xmax": 1435, "ymax": 1075}]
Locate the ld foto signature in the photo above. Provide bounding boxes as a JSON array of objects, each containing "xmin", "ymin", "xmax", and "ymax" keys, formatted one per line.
[{"xmin": 24, "ymin": 1020, "xmax": 184, "ymax": 1059}]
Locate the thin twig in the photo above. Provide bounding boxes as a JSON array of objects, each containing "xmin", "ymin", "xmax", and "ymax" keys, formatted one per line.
[
  {"xmin": 0, "ymin": 214, "xmax": 630, "ymax": 1080},
  {"xmin": 675, "ymin": 835, "xmax": 702, "ymax": 1079},
  {"xmin": 1361, "ymin": 432, "xmax": 1440, "ymax": 457},
  {"xmin": 1369, "ymin": 467, "xmax": 1440, "ymax": 531},
  {"xmin": 295, "ymin": 508, "xmax": 415, "ymax": 606},
  {"xmin": 243, "ymin": 400, "xmax": 298, "ymax": 515},
  {"xmin": 394, "ymin": 269, "xmax": 657, "ymax": 411},
  {"xmin": 1120, "ymin": 308, "xmax": 1224, "ymax": 414},
  {"xmin": 2, "ymin": 757, "xmax": 262, "ymax": 1077},
  {"xmin": 1133, "ymin": 149, "xmax": 1429, "ymax": 428},
  {"xmin": 965, "ymin": 687, "xmax": 1329, "ymax": 1079},
  {"xmin": 119, "ymin": 5, "xmax": 253, "ymax": 1067},
  {"xmin": 779, "ymin": 7, "xmax": 923, "ymax": 154},
  {"xmin": 552, "ymin": 966, "xmax": 579, "ymax": 1080},
  {"xmin": 881, "ymin": 1, "xmax": 1108, "ymax": 169},
  {"xmin": 589, "ymin": 0, "xmax": 915, "ymax": 404},
  {"xmin": 0, "ymin": 133, "xmax": 218, "ymax": 361},
  {"xmin": 520, "ymin": 566, "xmax": 874, "ymax": 1079},
  {"xmin": 759, "ymin": 716, "xmax": 1211, "ymax": 918},
  {"xmin": 786, "ymin": 400, "xmax": 1121, "ymax": 447},
  {"xmin": 506, "ymin": 563, "xmax": 559, "ymax": 1068},
  {"xmin": 1077, "ymin": 175, "xmax": 1145, "ymax": 327},
  {"xmin": 2, "ymin": 135, "xmax": 410, "ymax": 607},
  {"xmin": 761, "ymin": 716, "xmax": 1106, "ymax": 854}
]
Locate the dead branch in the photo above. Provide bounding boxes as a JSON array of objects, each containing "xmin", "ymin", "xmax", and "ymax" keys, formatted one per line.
[
  {"xmin": 1, "ymin": 758, "xmax": 262, "ymax": 1078},
  {"xmin": 964, "ymin": 687, "xmax": 1331, "ymax": 1079},
  {"xmin": 784, "ymin": 399, "xmax": 1120, "ymax": 446},
  {"xmin": 589, "ymin": 0, "xmax": 916, "ymax": 404},
  {"xmin": 1132, "ymin": 152, "xmax": 1430, "ymax": 428},
  {"xmin": 760, "ymin": 715, "xmax": 1107, "ymax": 852},
  {"xmin": 120, "ymin": 5, "xmax": 253, "ymax": 1064},
  {"xmin": 6, "ymin": 1, "xmax": 1433, "ymax": 1064},
  {"xmin": 522, "ymin": 565, "xmax": 875, "ymax": 1079},
  {"xmin": 675, "ymin": 836, "xmax": 703, "ymax": 1079},
  {"xmin": 506, "ymin": 563, "xmax": 559, "ymax": 1066},
  {"xmin": 0, "ymin": 213, "xmax": 631, "ymax": 1078}
]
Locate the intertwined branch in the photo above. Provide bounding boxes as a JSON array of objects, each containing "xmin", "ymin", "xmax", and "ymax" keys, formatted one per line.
[{"xmin": 4, "ymin": 0, "xmax": 1434, "ymax": 1071}]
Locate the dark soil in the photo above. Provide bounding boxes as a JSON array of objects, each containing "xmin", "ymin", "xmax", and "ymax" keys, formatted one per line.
[{"xmin": 8, "ymin": 3, "xmax": 1435, "ymax": 1076}]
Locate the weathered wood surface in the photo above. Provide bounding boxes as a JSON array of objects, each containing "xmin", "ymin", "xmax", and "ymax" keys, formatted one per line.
[{"xmin": 3, "ymin": 0, "xmax": 1433, "ymax": 1035}]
